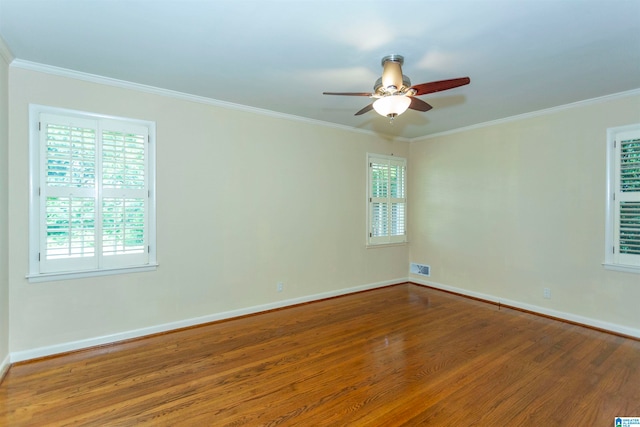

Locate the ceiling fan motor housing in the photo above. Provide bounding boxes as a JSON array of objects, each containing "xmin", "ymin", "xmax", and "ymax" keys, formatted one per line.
[
  {"xmin": 379, "ymin": 54, "xmax": 411, "ymax": 95},
  {"xmin": 374, "ymin": 76, "xmax": 412, "ymax": 96}
]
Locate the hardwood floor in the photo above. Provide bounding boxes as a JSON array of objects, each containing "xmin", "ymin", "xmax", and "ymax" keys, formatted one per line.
[{"xmin": 1, "ymin": 283, "xmax": 639, "ymax": 426}]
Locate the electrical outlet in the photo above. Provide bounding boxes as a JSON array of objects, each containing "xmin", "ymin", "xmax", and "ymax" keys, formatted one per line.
[
  {"xmin": 543, "ymin": 288, "xmax": 551, "ymax": 299},
  {"xmin": 277, "ymin": 282, "xmax": 284, "ymax": 292}
]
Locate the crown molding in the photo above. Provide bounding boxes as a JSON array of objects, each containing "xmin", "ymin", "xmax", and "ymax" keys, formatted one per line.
[
  {"xmin": 7, "ymin": 59, "xmax": 639, "ymax": 144},
  {"xmin": 0, "ymin": 36, "xmax": 14, "ymax": 65},
  {"xmin": 10, "ymin": 59, "xmax": 407, "ymax": 142},
  {"xmin": 411, "ymin": 88, "xmax": 640, "ymax": 142}
]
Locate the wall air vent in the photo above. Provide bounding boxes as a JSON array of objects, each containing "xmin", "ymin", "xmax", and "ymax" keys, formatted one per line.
[{"xmin": 410, "ymin": 263, "xmax": 430, "ymax": 276}]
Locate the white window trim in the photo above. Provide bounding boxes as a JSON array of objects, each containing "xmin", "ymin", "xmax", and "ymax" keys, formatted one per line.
[
  {"xmin": 604, "ymin": 123, "xmax": 640, "ymax": 274},
  {"xmin": 366, "ymin": 153, "xmax": 408, "ymax": 247},
  {"xmin": 27, "ymin": 104, "xmax": 158, "ymax": 282}
]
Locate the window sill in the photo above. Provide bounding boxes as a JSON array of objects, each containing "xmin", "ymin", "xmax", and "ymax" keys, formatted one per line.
[
  {"xmin": 366, "ymin": 242, "xmax": 408, "ymax": 249},
  {"xmin": 26, "ymin": 264, "xmax": 159, "ymax": 283},
  {"xmin": 602, "ymin": 263, "xmax": 640, "ymax": 274}
]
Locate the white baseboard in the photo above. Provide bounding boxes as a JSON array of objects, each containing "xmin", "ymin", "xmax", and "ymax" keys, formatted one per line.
[
  {"xmin": 410, "ymin": 277, "xmax": 640, "ymax": 339},
  {"xmin": 10, "ymin": 278, "xmax": 405, "ymax": 363},
  {"xmin": 11, "ymin": 276, "xmax": 637, "ymax": 364},
  {"xmin": 0, "ymin": 352, "xmax": 9, "ymax": 382}
]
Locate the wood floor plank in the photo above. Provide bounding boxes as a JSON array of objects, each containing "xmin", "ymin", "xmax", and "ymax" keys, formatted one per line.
[{"xmin": 1, "ymin": 283, "xmax": 639, "ymax": 426}]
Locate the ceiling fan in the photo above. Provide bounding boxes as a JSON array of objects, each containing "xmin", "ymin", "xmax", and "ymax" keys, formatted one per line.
[{"xmin": 323, "ymin": 54, "xmax": 470, "ymax": 121}]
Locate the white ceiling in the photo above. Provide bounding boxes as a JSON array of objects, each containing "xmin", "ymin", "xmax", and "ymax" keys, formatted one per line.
[{"xmin": 1, "ymin": 0, "xmax": 639, "ymax": 139}]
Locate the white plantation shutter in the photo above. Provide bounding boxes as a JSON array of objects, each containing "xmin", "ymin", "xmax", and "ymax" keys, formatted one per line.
[
  {"xmin": 100, "ymin": 122, "xmax": 149, "ymax": 268},
  {"xmin": 30, "ymin": 106, "xmax": 156, "ymax": 279},
  {"xmin": 613, "ymin": 129, "xmax": 640, "ymax": 266},
  {"xmin": 40, "ymin": 114, "xmax": 98, "ymax": 272},
  {"xmin": 368, "ymin": 154, "xmax": 407, "ymax": 245},
  {"xmin": 390, "ymin": 161, "xmax": 407, "ymax": 237},
  {"xmin": 371, "ymin": 161, "xmax": 389, "ymax": 238}
]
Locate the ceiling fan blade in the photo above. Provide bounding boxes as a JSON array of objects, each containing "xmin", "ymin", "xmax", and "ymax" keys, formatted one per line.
[
  {"xmin": 408, "ymin": 97, "xmax": 433, "ymax": 112},
  {"xmin": 410, "ymin": 77, "xmax": 470, "ymax": 96},
  {"xmin": 354, "ymin": 103, "xmax": 374, "ymax": 116},
  {"xmin": 323, "ymin": 92, "xmax": 373, "ymax": 96}
]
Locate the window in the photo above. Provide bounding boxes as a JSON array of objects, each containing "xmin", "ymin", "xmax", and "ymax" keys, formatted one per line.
[
  {"xmin": 28, "ymin": 105, "xmax": 157, "ymax": 281},
  {"xmin": 605, "ymin": 124, "xmax": 640, "ymax": 273},
  {"xmin": 367, "ymin": 153, "xmax": 407, "ymax": 246}
]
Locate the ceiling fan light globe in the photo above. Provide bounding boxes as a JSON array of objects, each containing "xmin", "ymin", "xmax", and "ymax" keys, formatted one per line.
[{"xmin": 373, "ymin": 96, "xmax": 411, "ymax": 118}]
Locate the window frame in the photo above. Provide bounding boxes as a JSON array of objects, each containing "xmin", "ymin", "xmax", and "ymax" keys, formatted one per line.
[
  {"xmin": 604, "ymin": 123, "xmax": 640, "ymax": 274},
  {"xmin": 366, "ymin": 153, "xmax": 407, "ymax": 247},
  {"xmin": 27, "ymin": 104, "xmax": 158, "ymax": 282}
]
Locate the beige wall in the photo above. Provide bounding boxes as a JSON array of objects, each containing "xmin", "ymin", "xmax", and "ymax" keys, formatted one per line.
[
  {"xmin": 8, "ymin": 68, "xmax": 409, "ymax": 355},
  {"xmin": 409, "ymin": 94, "xmax": 640, "ymax": 333},
  {"xmin": 0, "ymin": 40, "xmax": 10, "ymax": 370}
]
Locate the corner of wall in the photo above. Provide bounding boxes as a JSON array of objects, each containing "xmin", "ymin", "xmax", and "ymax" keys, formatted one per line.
[
  {"xmin": 0, "ymin": 33, "xmax": 11, "ymax": 377},
  {"xmin": 0, "ymin": 35, "xmax": 14, "ymax": 66},
  {"xmin": 0, "ymin": 354, "xmax": 9, "ymax": 383}
]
